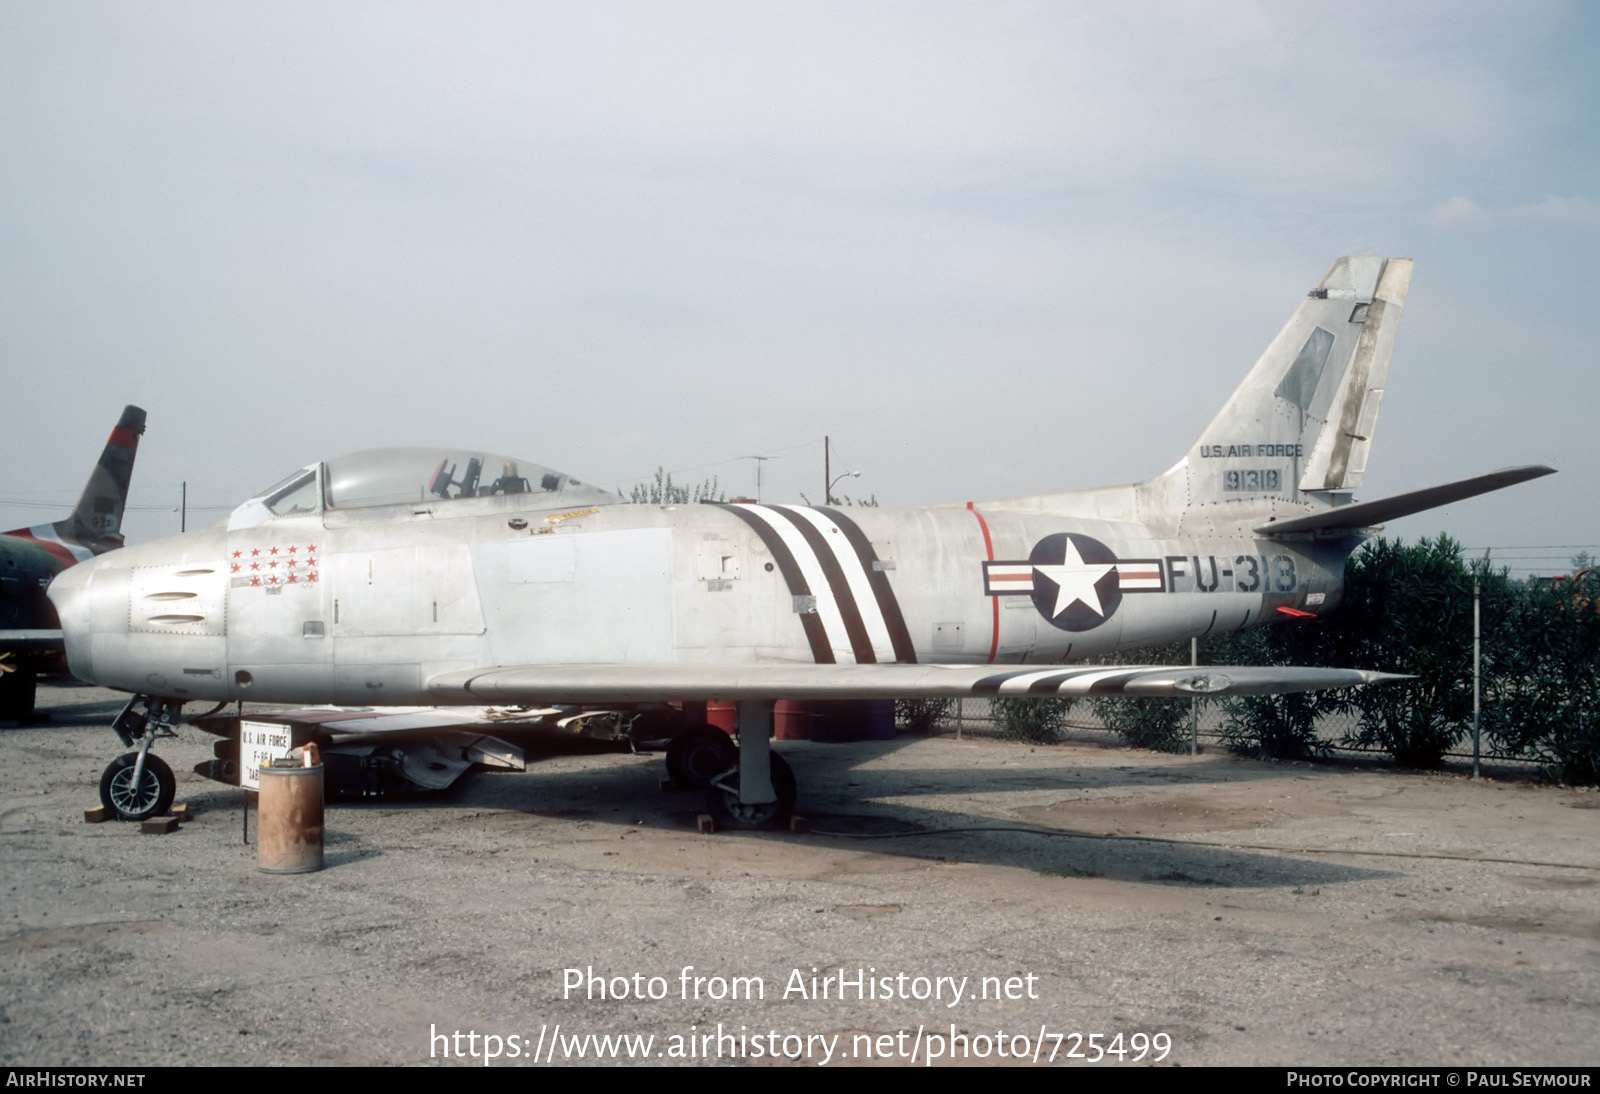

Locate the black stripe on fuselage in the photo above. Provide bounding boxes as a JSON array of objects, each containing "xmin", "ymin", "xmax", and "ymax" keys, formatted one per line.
[
  {"xmin": 818, "ymin": 506, "xmax": 917, "ymax": 664},
  {"xmin": 712, "ymin": 503, "xmax": 834, "ymax": 665},
  {"xmin": 768, "ymin": 506, "xmax": 876, "ymax": 663}
]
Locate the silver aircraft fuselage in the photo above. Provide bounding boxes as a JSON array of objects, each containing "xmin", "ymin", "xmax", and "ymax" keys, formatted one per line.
[
  {"xmin": 48, "ymin": 257, "xmax": 1552, "ymax": 713},
  {"xmin": 48, "ymin": 479, "xmax": 1348, "ymax": 708}
]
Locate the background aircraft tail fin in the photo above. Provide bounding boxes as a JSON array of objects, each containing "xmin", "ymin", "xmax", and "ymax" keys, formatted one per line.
[
  {"xmin": 61, "ymin": 405, "xmax": 146, "ymax": 553},
  {"xmin": 4, "ymin": 406, "xmax": 146, "ymax": 562}
]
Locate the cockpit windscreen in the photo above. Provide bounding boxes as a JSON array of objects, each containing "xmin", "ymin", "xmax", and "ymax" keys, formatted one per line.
[{"xmin": 321, "ymin": 448, "xmax": 613, "ymax": 510}]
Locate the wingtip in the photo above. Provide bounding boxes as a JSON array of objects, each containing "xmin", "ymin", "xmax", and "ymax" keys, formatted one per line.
[{"xmin": 1365, "ymin": 671, "xmax": 1416, "ymax": 685}]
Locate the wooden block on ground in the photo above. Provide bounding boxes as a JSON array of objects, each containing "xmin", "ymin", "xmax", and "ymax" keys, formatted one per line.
[
  {"xmin": 140, "ymin": 815, "xmax": 179, "ymax": 835},
  {"xmin": 696, "ymin": 814, "xmax": 718, "ymax": 834},
  {"xmin": 170, "ymin": 803, "xmax": 189, "ymax": 821},
  {"xmin": 788, "ymin": 815, "xmax": 810, "ymax": 833},
  {"xmin": 83, "ymin": 806, "xmax": 108, "ymax": 824}
]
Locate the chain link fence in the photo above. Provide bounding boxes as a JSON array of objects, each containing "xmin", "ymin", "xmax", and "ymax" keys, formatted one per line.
[{"xmin": 919, "ymin": 697, "xmax": 1542, "ymax": 774}]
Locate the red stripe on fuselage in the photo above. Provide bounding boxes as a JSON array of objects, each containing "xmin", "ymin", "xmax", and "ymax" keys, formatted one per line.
[
  {"xmin": 967, "ymin": 502, "xmax": 999, "ymax": 665},
  {"xmin": 7, "ymin": 528, "xmax": 76, "ymax": 568}
]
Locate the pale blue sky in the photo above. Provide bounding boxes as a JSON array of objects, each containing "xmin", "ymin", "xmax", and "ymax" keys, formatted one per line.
[{"xmin": 3, "ymin": 2, "xmax": 1595, "ymax": 575}]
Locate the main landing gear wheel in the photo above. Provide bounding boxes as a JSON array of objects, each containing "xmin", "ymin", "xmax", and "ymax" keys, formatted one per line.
[
  {"xmin": 665, "ymin": 727, "xmax": 737, "ymax": 790},
  {"xmin": 99, "ymin": 753, "xmax": 176, "ymax": 821},
  {"xmin": 704, "ymin": 752, "xmax": 796, "ymax": 831}
]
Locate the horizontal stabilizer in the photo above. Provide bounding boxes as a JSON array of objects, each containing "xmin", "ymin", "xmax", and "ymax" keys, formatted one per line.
[
  {"xmin": 1254, "ymin": 465, "xmax": 1556, "ymax": 536},
  {"xmin": 429, "ymin": 663, "xmax": 1407, "ymax": 704}
]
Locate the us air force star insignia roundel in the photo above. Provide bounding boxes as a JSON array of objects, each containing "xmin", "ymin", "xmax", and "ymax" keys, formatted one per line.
[{"xmin": 1028, "ymin": 533, "xmax": 1122, "ymax": 631}]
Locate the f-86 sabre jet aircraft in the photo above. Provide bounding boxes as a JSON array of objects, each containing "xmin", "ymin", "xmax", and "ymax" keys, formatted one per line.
[{"xmin": 50, "ymin": 257, "xmax": 1552, "ymax": 825}]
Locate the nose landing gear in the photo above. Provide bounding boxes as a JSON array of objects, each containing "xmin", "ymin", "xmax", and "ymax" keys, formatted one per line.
[
  {"xmin": 98, "ymin": 695, "xmax": 184, "ymax": 821},
  {"xmin": 99, "ymin": 752, "xmax": 175, "ymax": 821}
]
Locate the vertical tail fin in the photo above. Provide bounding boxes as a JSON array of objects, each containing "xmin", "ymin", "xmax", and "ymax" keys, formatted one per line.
[
  {"xmin": 5, "ymin": 406, "xmax": 146, "ymax": 564},
  {"xmin": 62, "ymin": 405, "xmax": 146, "ymax": 552},
  {"xmin": 1164, "ymin": 257, "xmax": 1412, "ymax": 530},
  {"xmin": 967, "ymin": 258, "xmax": 1416, "ymax": 532}
]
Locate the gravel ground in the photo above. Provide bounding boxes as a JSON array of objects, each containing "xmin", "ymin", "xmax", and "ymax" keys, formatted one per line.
[{"xmin": 2, "ymin": 679, "xmax": 1596, "ymax": 1068}]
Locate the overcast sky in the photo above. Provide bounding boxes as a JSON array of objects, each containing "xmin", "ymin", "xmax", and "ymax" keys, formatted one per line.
[{"xmin": 3, "ymin": 1, "xmax": 1594, "ymax": 576}]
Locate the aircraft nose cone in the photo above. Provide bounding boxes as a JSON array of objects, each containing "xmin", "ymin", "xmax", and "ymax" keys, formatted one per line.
[
  {"xmin": 46, "ymin": 558, "xmax": 96, "ymax": 679},
  {"xmin": 46, "ymin": 559, "xmax": 88, "ymax": 626}
]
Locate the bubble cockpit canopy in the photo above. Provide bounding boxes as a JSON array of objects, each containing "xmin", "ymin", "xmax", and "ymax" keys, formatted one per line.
[{"xmin": 230, "ymin": 447, "xmax": 617, "ymax": 528}]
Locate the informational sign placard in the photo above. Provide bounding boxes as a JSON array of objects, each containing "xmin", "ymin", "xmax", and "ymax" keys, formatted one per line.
[{"xmin": 240, "ymin": 720, "xmax": 294, "ymax": 791}]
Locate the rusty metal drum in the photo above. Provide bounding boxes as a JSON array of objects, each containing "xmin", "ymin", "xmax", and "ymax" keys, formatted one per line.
[{"xmin": 257, "ymin": 760, "xmax": 325, "ymax": 873}]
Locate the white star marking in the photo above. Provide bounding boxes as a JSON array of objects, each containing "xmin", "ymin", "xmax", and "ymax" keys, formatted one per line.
[{"xmin": 1033, "ymin": 539, "xmax": 1118, "ymax": 619}]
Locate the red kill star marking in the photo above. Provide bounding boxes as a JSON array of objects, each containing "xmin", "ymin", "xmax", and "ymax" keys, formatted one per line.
[
  {"xmin": 250, "ymin": 562, "xmax": 260, "ymax": 571},
  {"xmin": 250, "ymin": 577, "xmax": 260, "ymax": 586},
  {"xmin": 307, "ymin": 543, "xmax": 317, "ymax": 553},
  {"xmin": 268, "ymin": 576, "xmax": 278, "ymax": 584},
  {"xmin": 231, "ymin": 550, "xmax": 241, "ymax": 559},
  {"xmin": 268, "ymin": 561, "xmax": 277, "ymax": 569},
  {"xmin": 250, "ymin": 548, "xmax": 260, "ymax": 557},
  {"xmin": 287, "ymin": 574, "xmax": 297, "ymax": 584},
  {"xmin": 288, "ymin": 545, "xmax": 297, "ymax": 554},
  {"xmin": 231, "ymin": 564, "xmax": 240, "ymax": 573},
  {"xmin": 286, "ymin": 559, "xmax": 296, "ymax": 568},
  {"xmin": 269, "ymin": 546, "xmax": 278, "ymax": 555},
  {"xmin": 307, "ymin": 571, "xmax": 318, "ymax": 582}
]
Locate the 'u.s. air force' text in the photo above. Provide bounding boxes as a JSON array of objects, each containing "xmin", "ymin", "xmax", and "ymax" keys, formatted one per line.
[{"xmin": 563, "ymin": 966, "xmax": 1039, "ymax": 1008}]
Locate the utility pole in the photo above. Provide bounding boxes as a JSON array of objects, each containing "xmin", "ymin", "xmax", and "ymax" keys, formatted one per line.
[
  {"xmin": 1190, "ymin": 635, "xmax": 1199, "ymax": 755},
  {"xmin": 1472, "ymin": 548, "xmax": 1490, "ymax": 780},
  {"xmin": 747, "ymin": 456, "xmax": 770, "ymax": 504}
]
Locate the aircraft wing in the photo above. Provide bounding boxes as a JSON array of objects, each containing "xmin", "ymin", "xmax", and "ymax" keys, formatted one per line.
[
  {"xmin": 0, "ymin": 629, "xmax": 65, "ymax": 654},
  {"xmin": 1254, "ymin": 465, "xmax": 1556, "ymax": 536},
  {"xmin": 428, "ymin": 663, "xmax": 1406, "ymax": 704}
]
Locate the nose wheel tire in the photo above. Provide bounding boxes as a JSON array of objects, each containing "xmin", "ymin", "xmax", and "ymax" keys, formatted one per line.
[
  {"xmin": 665, "ymin": 726, "xmax": 737, "ymax": 790},
  {"xmin": 99, "ymin": 753, "xmax": 176, "ymax": 821},
  {"xmin": 705, "ymin": 752, "xmax": 796, "ymax": 831}
]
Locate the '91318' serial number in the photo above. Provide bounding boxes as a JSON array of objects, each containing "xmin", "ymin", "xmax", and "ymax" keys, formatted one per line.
[{"xmin": 1223, "ymin": 468, "xmax": 1281, "ymax": 491}]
